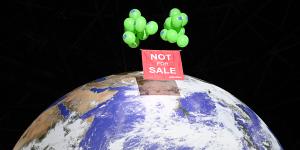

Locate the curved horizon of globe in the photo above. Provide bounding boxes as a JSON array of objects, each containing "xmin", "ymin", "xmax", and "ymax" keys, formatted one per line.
[{"xmin": 14, "ymin": 72, "xmax": 282, "ymax": 150}]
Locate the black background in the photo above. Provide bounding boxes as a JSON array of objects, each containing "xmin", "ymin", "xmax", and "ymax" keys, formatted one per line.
[{"xmin": 2, "ymin": 0, "xmax": 300, "ymax": 149}]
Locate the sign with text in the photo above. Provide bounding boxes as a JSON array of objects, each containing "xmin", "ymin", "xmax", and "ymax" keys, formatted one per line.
[{"xmin": 141, "ymin": 49, "xmax": 184, "ymax": 80}]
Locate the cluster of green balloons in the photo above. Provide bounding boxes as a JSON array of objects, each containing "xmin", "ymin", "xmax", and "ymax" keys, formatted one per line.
[
  {"xmin": 160, "ymin": 8, "xmax": 189, "ymax": 48},
  {"xmin": 123, "ymin": 9, "xmax": 158, "ymax": 48}
]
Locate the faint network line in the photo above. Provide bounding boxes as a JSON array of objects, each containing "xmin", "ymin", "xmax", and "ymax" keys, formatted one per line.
[{"xmin": 280, "ymin": 0, "xmax": 293, "ymax": 28}]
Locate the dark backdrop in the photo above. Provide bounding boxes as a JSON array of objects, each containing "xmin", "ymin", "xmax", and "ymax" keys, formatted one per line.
[{"xmin": 2, "ymin": 0, "xmax": 299, "ymax": 149}]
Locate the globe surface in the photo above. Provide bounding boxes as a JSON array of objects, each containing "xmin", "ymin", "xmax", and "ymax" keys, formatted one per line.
[{"xmin": 15, "ymin": 72, "xmax": 281, "ymax": 150}]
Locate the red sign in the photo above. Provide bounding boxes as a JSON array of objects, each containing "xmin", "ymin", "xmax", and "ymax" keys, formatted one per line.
[{"xmin": 141, "ymin": 49, "xmax": 184, "ymax": 80}]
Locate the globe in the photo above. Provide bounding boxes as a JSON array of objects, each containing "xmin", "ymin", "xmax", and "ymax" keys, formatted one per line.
[{"xmin": 14, "ymin": 72, "xmax": 281, "ymax": 150}]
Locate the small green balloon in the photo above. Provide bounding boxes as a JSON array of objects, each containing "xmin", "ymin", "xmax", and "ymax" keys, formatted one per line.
[
  {"xmin": 180, "ymin": 13, "xmax": 188, "ymax": 26},
  {"xmin": 170, "ymin": 8, "xmax": 181, "ymax": 17},
  {"xmin": 123, "ymin": 31, "xmax": 136, "ymax": 45},
  {"xmin": 128, "ymin": 38, "xmax": 140, "ymax": 48},
  {"xmin": 135, "ymin": 16, "xmax": 147, "ymax": 32},
  {"xmin": 164, "ymin": 17, "xmax": 172, "ymax": 29},
  {"xmin": 166, "ymin": 29, "xmax": 178, "ymax": 43},
  {"xmin": 129, "ymin": 9, "xmax": 141, "ymax": 19},
  {"xmin": 124, "ymin": 18, "xmax": 135, "ymax": 32},
  {"xmin": 172, "ymin": 26, "xmax": 181, "ymax": 33},
  {"xmin": 178, "ymin": 28, "xmax": 185, "ymax": 35},
  {"xmin": 160, "ymin": 29, "xmax": 168, "ymax": 41},
  {"xmin": 171, "ymin": 14, "xmax": 183, "ymax": 28},
  {"xmin": 145, "ymin": 21, "xmax": 158, "ymax": 35},
  {"xmin": 137, "ymin": 30, "xmax": 148, "ymax": 40},
  {"xmin": 177, "ymin": 34, "xmax": 189, "ymax": 48}
]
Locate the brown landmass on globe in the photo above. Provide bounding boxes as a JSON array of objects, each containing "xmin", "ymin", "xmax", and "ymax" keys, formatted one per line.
[
  {"xmin": 62, "ymin": 88, "xmax": 118, "ymax": 115},
  {"xmin": 61, "ymin": 74, "xmax": 140, "ymax": 115},
  {"xmin": 14, "ymin": 72, "xmax": 173, "ymax": 150},
  {"xmin": 13, "ymin": 76, "xmax": 124, "ymax": 149},
  {"xmin": 87, "ymin": 75, "xmax": 138, "ymax": 88},
  {"xmin": 13, "ymin": 105, "xmax": 62, "ymax": 150}
]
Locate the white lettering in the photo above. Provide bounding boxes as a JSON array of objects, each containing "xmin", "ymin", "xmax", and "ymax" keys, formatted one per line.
[
  {"xmin": 156, "ymin": 67, "xmax": 163, "ymax": 74},
  {"xmin": 170, "ymin": 67, "xmax": 176, "ymax": 74},
  {"xmin": 149, "ymin": 67, "xmax": 156, "ymax": 73},
  {"xmin": 157, "ymin": 62, "xmax": 168, "ymax": 66},
  {"xmin": 148, "ymin": 67, "xmax": 176, "ymax": 74},
  {"xmin": 150, "ymin": 54, "xmax": 157, "ymax": 60},
  {"xmin": 150, "ymin": 54, "xmax": 172, "ymax": 61}
]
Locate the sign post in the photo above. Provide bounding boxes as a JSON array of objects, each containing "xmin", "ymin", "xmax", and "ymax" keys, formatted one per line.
[{"xmin": 141, "ymin": 49, "xmax": 184, "ymax": 80}]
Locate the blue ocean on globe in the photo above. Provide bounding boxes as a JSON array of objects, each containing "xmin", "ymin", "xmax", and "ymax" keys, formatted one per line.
[{"xmin": 14, "ymin": 72, "xmax": 282, "ymax": 150}]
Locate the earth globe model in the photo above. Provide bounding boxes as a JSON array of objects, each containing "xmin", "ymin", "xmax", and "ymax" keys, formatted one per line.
[{"xmin": 14, "ymin": 72, "xmax": 281, "ymax": 150}]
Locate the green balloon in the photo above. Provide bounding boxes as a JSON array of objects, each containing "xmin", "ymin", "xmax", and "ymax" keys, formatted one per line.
[
  {"xmin": 145, "ymin": 21, "xmax": 158, "ymax": 35},
  {"xmin": 137, "ymin": 30, "xmax": 148, "ymax": 40},
  {"xmin": 169, "ymin": 8, "xmax": 181, "ymax": 17},
  {"xmin": 128, "ymin": 38, "xmax": 140, "ymax": 48},
  {"xmin": 172, "ymin": 26, "xmax": 181, "ymax": 33},
  {"xmin": 181, "ymin": 13, "xmax": 188, "ymax": 26},
  {"xmin": 160, "ymin": 29, "xmax": 168, "ymax": 41},
  {"xmin": 129, "ymin": 9, "xmax": 141, "ymax": 19},
  {"xmin": 135, "ymin": 16, "xmax": 147, "ymax": 32},
  {"xmin": 164, "ymin": 17, "xmax": 172, "ymax": 29},
  {"xmin": 171, "ymin": 14, "xmax": 183, "ymax": 28},
  {"xmin": 178, "ymin": 28, "xmax": 185, "ymax": 35},
  {"xmin": 123, "ymin": 31, "xmax": 136, "ymax": 45},
  {"xmin": 166, "ymin": 29, "xmax": 178, "ymax": 43},
  {"xmin": 177, "ymin": 34, "xmax": 189, "ymax": 48},
  {"xmin": 124, "ymin": 18, "xmax": 135, "ymax": 32}
]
